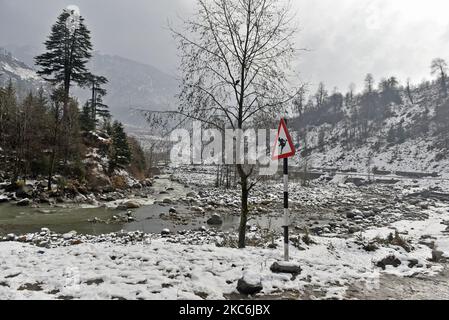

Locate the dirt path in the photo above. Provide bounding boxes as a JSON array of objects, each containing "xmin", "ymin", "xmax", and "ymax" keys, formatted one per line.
[{"xmin": 345, "ymin": 264, "xmax": 449, "ymax": 300}]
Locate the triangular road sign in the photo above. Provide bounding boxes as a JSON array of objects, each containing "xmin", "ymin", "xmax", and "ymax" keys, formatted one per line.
[{"xmin": 272, "ymin": 118, "xmax": 296, "ymax": 160}]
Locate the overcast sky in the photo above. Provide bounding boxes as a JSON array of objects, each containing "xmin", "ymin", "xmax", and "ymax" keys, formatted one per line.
[{"xmin": 1, "ymin": 0, "xmax": 449, "ymax": 93}]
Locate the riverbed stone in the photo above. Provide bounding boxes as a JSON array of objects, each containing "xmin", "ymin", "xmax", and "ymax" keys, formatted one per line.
[
  {"xmin": 169, "ymin": 207, "xmax": 177, "ymax": 214},
  {"xmin": 117, "ymin": 200, "xmax": 141, "ymax": 210},
  {"xmin": 376, "ymin": 255, "xmax": 402, "ymax": 270},
  {"xmin": 237, "ymin": 276, "xmax": 263, "ymax": 295},
  {"xmin": 0, "ymin": 196, "xmax": 9, "ymax": 203},
  {"xmin": 270, "ymin": 262, "xmax": 302, "ymax": 275},
  {"xmin": 207, "ymin": 214, "xmax": 223, "ymax": 226},
  {"xmin": 17, "ymin": 198, "xmax": 31, "ymax": 206}
]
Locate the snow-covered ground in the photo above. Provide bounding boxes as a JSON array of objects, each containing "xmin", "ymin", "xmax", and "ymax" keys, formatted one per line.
[
  {"xmin": 1, "ymin": 201, "xmax": 448, "ymax": 300},
  {"xmin": 1, "ymin": 168, "xmax": 449, "ymax": 300}
]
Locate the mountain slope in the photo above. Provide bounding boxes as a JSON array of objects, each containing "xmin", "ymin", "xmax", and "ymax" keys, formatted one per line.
[
  {"xmin": 74, "ymin": 52, "xmax": 178, "ymax": 126},
  {"xmin": 1, "ymin": 46, "xmax": 178, "ymax": 127},
  {"xmin": 291, "ymin": 82, "xmax": 449, "ymax": 178},
  {"xmin": 0, "ymin": 47, "xmax": 45, "ymax": 95}
]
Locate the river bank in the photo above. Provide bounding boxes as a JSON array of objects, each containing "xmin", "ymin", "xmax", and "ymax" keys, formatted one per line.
[{"xmin": 1, "ymin": 167, "xmax": 449, "ymax": 299}]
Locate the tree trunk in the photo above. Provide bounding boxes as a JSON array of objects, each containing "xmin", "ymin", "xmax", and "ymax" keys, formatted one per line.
[
  {"xmin": 47, "ymin": 150, "xmax": 55, "ymax": 191},
  {"xmin": 237, "ymin": 164, "xmax": 249, "ymax": 248}
]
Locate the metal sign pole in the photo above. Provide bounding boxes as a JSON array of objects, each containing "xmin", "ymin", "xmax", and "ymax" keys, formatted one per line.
[
  {"xmin": 272, "ymin": 117, "xmax": 294, "ymax": 263},
  {"xmin": 283, "ymin": 156, "xmax": 289, "ymax": 262}
]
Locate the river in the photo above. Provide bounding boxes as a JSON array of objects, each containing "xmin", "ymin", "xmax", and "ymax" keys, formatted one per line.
[{"xmin": 0, "ymin": 175, "xmax": 286, "ymax": 236}]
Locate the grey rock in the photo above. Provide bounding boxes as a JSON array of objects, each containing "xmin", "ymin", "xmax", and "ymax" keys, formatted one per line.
[
  {"xmin": 376, "ymin": 255, "xmax": 402, "ymax": 270},
  {"xmin": 207, "ymin": 214, "xmax": 223, "ymax": 226},
  {"xmin": 236, "ymin": 278, "xmax": 263, "ymax": 295},
  {"xmin": 17, "ymin": 198, "xmax": 31, "ymax": 206},
  {"xmin": 270, "ymin": 262, "xmax": 302, "ymax": 275},
  {"xmin": 431, "ymin": 250, "xmax": 445, "ymax": 262}
]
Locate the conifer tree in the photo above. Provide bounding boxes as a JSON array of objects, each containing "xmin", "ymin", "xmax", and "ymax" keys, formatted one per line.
[
  {"xmin": 108, "ymin": 121, "xmax": 132, "ymax": 173},
  {"xmin": 84, "ymin": 74, "xmax": 110, "ymax": 128},
  {"xmin": 35, "ymin": 7, "xmax": 93, "ymax": 107},
  {"xmin": 35, "ymin": 7, "xmax": 93, "ymax": 161},
  {"xmin": 79, "ymin": 102, "xmax": 95, "ymax": 132}
]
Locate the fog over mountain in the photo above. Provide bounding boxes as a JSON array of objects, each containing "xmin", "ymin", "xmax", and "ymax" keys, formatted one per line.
[
  {"xmin": 1, "ymin": 45, "xmax": 178, "ymax": 126},
  {"xmin": 2, "ymin": 0, "xmax": 449, "ymax": 91}
]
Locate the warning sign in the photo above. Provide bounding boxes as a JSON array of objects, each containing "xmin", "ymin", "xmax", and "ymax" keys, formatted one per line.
[{"xmin": 272, "ymin": 118, "xmax": 296, "ymax": 160}]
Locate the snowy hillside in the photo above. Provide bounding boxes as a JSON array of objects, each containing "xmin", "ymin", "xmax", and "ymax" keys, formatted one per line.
[
  {"xmin": 1, "ymin": 45, "xmax": 178, "ymax": 127},
  {"xmin": 0, "ymin": 47, "xmax": 44, "ymax": 94},
  {"xmin": 292, "ymin": 82, "xmax": 449, "ymax": 178}
]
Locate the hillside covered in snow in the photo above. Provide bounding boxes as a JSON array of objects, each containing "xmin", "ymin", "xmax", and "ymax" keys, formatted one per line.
[
  {"xmin": 291, "ymin": 75, "xmax": 449, "ymax": 178},
  {"xmin": 0, "ymin": 47, "xmax": 45, "ymax": 96}
]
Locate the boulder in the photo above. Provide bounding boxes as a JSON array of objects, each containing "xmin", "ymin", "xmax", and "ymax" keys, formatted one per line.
[
  {"xmin": 207, "ymin": 214, "xmax": 223, "ymax": 226},
  {"xmin": 376, "ymin": 255, "xmax": 402, "ymax": 270},
  {"xmin": 63, "ymin": 231, "xmax": 77, "ymax": 240},
  {"xmin": 117, "ymin": 200, "xmax": 141, "ymax": 210},
  {"xmin": 161, "ymin": 228, "xmax": 171, "ymax": 236},
  {"xmin": 6, "ymin": 234, "xmax": 16, "ymax": 241},
  {"xmin": 270, "ymin": 262, "xmax": 302, "ymax": 275},
  {"xmin": 237, "ymin": 276, "xmax": 263, "ymax": 295},
  {"xmin": 191, "ymin": 206, "xmax": 205, "ymax": 214},
  {"xmin": 431, "ymin": 250, "xmax": 445, "ymax": 262},
  {"xmin": 346, "ymin": 211, "xmax": 356, "ymax": 219},
  {"xmin": 0, "ymin": 196, "xmax": 9, "ymax": 203},
  {"xmin": 17, "ymin": 198, "xmax": 31, "ymax": 206},
  {"xmin": 169, "ymin": 207, "xmax": 177, "ymax": 214},
  {"xmin": 408, "ymin": 259, "xmax": 419, "ymax": 268}
]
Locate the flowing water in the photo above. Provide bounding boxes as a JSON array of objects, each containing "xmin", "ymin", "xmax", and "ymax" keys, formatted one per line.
[{"xmin": 0, "ymin": 176, "xmax": 286, "ymax": 236}]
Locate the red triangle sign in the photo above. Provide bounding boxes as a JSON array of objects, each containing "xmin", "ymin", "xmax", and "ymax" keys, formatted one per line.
[{"xmin": 272, "ymin": 118, "xmax": 296, "ymax": 160}]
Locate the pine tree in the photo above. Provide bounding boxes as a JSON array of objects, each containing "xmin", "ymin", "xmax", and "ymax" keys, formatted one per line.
[
  {"xmin": 109, "ymin": 121, "xmax": 132, "ymax": 173},
  {"xmin": 84, "ymin": 74, "xmax": 110, "ymax": 128},
  {"xmin": 35, "ymin": 8, "xmax": 93, "ymax": 104},
  {"xmin": 35, "ymin": 7, "xmax": 93, "ymax": 163},
  {"xmin": 0, "ymin": 80, "xmax": 17, "ymax": 175},
  {"xmin": 79, "ymin": 102, "xmax": 95, "ymax": 132}
]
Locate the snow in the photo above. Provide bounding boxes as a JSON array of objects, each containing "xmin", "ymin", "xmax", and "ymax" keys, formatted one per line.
[
  {"xmin": 1, "ymin": 167, "xmax": 449, "ymax": 300},
  {"xmin": 66, "ymin": 5, "xmax": 80, "ymax": 15},
  {"xmin": 0, "ymin": 215, "xmax": 446, "ymax": 300},
  {"xmin": 1, "ymin": 61, "xmax": 39, "ymax": 81},
  {"xmin": 65, "ymin": 5, "xmax": 81, "ymax": 35}
]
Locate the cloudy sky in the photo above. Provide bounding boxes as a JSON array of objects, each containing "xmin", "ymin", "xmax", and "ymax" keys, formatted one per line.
[{"xmin": 1, "ymin": 0, "xmax": 449, "ymax": 92}]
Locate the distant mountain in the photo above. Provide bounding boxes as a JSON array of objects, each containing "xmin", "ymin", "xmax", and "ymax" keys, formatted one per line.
[
  {"xmin": 75, "ymin": 52, "xmax": 179, "ymax": 128},
  {"xmin": 0, "ymin": 47, "xmax": 45, "ymax": 96},
  {"xmin": 1, "ymin": 45, "xmax": 179, "ymax": 128}
]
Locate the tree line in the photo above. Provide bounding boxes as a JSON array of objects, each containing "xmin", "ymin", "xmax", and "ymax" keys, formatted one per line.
[
  {"xmin": 0, "ymin": 7, "xmax": 146, "ymax": 189},
  {"xmin": 293, "ymin": 57, "xmax": 449, "ymax": 150}
]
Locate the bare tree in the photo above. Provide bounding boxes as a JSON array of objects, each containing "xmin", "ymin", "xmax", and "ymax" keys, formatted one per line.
[
  {"xmin": 406, "ymin": 78, "xmax": 414, "ymax": 104},
  {"xmin": 431, "ymin": 58, "xmax": 448, "ymax": 97},
  {"xmin": 364, "ymin": 73, "xmax": 375, "ymax": 94},
  {"xmin": 315, "ymin": 82, "xmax": 327, "ymax": 108},
  {"xmin": 293, "ymin": 86, "xmax": 306, "ymax": 117},
  {"xmin": 171, "ymin": 0, "xmax": 300, "ymax": 248}
]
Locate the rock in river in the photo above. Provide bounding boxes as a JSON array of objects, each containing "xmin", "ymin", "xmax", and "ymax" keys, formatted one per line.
[
  {"xmin": 117, "ymin": 200, "xmax": 141, "ymax": 210},
  {"xmin": 207, "ymin": 214, "xmax": 223, "ymax": 226},
  {"xmin": 17, "ymin": 198, "xmax": 31, "ymax": 206}
]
